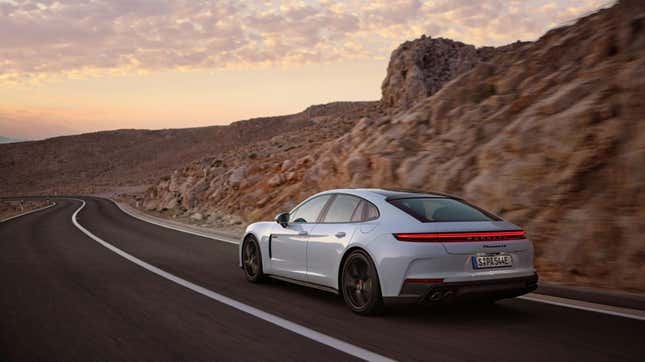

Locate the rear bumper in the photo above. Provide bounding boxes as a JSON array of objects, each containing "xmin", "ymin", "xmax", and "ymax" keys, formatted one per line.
[{"xmin": 384, "ymin": 273, "xmax": 538, "ymax": 304}]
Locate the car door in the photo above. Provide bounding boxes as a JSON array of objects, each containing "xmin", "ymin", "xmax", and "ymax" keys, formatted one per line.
[
  {"xmin": 269, "ymin": 194, "xmax": 331, "ymax": 281},
  {"xmin": 306, "ymin": 194, "xmax": 363, "ymax": 288}
]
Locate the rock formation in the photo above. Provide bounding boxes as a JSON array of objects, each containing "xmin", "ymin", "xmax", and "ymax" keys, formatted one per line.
[{"xmin": 381, "ymin": 36, "xmax": 481, "ymax": 108}]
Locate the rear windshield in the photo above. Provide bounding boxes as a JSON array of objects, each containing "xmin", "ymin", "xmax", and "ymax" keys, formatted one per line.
[{"xmin": 388, "ymin": 197, "xmax": 498, "ymax": 222}]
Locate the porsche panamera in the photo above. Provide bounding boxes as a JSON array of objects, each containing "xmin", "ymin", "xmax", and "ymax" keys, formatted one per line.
[{"xmin": 239, "ymin": 189, "xmax": 538, "ymax": 315}]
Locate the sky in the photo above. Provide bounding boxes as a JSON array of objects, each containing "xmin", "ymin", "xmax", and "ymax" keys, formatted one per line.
[{"xmin": 0, "ymin": 0, "xmax": 610, "ymax": 140}]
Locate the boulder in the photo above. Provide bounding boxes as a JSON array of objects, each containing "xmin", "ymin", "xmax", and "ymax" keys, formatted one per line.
[
  {"xmin": 190, "ymin": 212, "xmax": 203, "ymax": 221},
  {"xmin": 228, "ymin": 166, "xmax": 247, "ymax": 187},
  {"xmin": 281, "ymin": 159, "xmax": 294, "ymax": 172}
]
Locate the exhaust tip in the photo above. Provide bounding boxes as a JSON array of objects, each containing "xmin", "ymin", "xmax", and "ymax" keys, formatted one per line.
[{"xmin": 429, "ymin": 291, "xmax": 443, "ymax": 301}]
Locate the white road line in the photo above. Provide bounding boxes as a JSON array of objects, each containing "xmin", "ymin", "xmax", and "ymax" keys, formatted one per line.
[
  {"xmin": 0, "ymin": 202, "xmax": 56, "ymax": 223},
  {"xmin": 71, "ymin": 199, "xmax": 394, "ymax": 362},
  {"xmin": 105, "ymin": 198, "xmax": 645, "ymax": 322},
  {"xmin": 110, "ymin": 200, "xmax": 240, "ymax": 245},
  {"xmin": 519, "ymin": 294, "xmax": 645, "ymax": 321}
]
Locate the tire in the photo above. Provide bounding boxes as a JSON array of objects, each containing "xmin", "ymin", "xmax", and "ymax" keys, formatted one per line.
[
  {"xmin": 341, "ymin": 250, "xmax": 384, "ymax": 315},
  {"xmin": 242, "ymin": 235, "xmax": 265, "ymax": 283}
]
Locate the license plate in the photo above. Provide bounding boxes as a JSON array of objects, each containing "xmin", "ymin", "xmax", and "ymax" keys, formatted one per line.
[{"xmin": 472, "ymin": 255, "xmax": 513, "ymax": 269}]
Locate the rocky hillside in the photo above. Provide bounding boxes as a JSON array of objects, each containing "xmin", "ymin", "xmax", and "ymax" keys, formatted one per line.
[
  {"xmin": 381, "ymin": 36, "xmax": 527, "ymax": 108},
  {"xmin": 138, "ymin": 0, "xmax": 645, "ymax": 292},
  {"xmin": 0, "ymin": 101, "xmax": 375, "ymax": 197}
]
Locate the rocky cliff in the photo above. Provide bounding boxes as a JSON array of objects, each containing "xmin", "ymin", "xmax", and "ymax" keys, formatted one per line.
[
  {"xmin": 138, "ymin": 0, "xmax": 645, "ymax": 292},
  {"xmin": 381, "ymin": 36, "xmax": 528, "ymax": 109}
]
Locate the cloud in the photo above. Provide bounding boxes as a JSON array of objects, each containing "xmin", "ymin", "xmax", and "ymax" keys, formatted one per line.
[{"xmin": 0, "ymin": 0, "xmax": 611, "ymax": 84}]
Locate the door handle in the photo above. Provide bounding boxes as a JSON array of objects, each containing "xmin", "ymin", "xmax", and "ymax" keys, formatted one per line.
[
  {"xmin": 335, "ymin": 232, "xmax": 346, "ymax": 238},
  {"xmin": 298, "ymin": 231, "xmax": 308, "ymax": 236}
]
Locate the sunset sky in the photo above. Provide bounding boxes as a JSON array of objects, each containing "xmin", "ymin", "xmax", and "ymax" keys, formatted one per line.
[{"xmin": 1, "ymin": 0, "xmax": 609, "ymax": 140}]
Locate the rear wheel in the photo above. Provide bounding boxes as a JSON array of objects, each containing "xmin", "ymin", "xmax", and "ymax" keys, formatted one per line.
[
  {"xmin": 242, "ymin": 235, "xmax": 265, "ymax": 283},
  {"xmin": 341, "ymin": 250, "xmax": 384, "ymax": 315}
]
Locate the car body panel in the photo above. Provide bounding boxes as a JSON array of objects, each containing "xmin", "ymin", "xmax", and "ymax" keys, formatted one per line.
[
  {"xmin": 306, "ymin": 223, "xmax": 358, "ymax": 287},
  {"xmin": 269, "ymin": 222, "xmax": 314, "ymax": 280}
]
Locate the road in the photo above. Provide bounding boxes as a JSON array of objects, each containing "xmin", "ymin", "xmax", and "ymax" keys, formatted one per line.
[{"xmin": 1, "ymin": 197, "xmax": 643, "ymax": 361}]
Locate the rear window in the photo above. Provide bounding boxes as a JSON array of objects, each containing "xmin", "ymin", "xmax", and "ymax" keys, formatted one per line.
[{"xmin": 388, "ymin": 197, "xmax": 498, "ymax": 222}]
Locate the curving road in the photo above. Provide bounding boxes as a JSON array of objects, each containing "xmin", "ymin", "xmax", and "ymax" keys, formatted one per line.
[{"xmin": 1, "ymin": 197, "xmax": 643, "ymax": 361}]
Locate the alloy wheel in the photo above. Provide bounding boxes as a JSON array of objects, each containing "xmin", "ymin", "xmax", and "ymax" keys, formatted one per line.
[
  {"xmin": 243, "ymin": 239, "xmax": 259, "ymax": 278},
  {"xmin": 343, "ymin": 254, "xmax": 374, "ymax": 310}
]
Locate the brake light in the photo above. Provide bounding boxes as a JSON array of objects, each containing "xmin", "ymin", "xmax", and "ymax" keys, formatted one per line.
[{"xmin": 394, "ymin": 230, "xmax": 525, "ymax": 242}]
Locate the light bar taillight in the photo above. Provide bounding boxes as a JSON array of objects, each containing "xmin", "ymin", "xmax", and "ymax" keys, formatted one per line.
[{"xmin": 394, "ymin": 230, "xmax": 525, "ymax": 243}]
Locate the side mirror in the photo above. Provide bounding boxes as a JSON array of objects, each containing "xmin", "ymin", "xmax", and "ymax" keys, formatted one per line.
[{"xmin": 275, "ymin": 212, "xmax": 290, "ymax": 228}]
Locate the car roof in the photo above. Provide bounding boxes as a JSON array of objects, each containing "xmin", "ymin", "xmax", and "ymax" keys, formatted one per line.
[{"xmin": 320, "ymin": 188, "xmax": 452, "ymax": 200}]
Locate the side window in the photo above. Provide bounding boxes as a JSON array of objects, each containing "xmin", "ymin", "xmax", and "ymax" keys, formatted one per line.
[
  {"xmin": 323, "ymin": 194, "xmax": 361, "ymax": 223},
  {"xmin": 364, "ymin": 201, "xmax": 379, "ymax": 220},
  {"xmin": 351, "ymin": 201, "xmax": 365, "ymax": 222},
  {"xmin": 290, "ymin": 195, "xmax": 331, "ymax": 223}
]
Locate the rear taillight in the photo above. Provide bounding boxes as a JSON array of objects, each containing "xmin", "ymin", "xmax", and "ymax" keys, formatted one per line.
[{"xmin": 394, "ymin": 230, "xmax": 525, "ymax": 242}]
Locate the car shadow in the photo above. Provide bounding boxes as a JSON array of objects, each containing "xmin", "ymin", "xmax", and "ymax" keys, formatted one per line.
[
  {"xmin": 386, "ymin": 301, "xmax": 535, "ymax": 321},
  {"xmin": 261, "ymin": 277, "xmax": 536, "ymax": 325}
]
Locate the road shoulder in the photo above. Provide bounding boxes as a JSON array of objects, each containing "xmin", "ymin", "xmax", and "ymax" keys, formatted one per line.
[
  {"xmin": 0, "ymin": 200, "xmax": 55, "ymax": 222},
  {"xmin": 113, "ymin": 201, "xmax": 240, "ymax": 244}
]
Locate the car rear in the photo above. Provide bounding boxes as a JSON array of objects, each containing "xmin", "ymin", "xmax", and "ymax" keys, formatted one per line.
[{"xmin": 369, "ymin": 195, "xmax": 538, "ymax": 304}]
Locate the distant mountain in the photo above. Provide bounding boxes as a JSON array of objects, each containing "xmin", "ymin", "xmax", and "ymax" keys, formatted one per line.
[
  {"xmin": 0, "ymin": 136, "xmax": 23, "ymax": 144},
  {"xmin": 0, "ymin": 101, "xmax": 376, "ymax": 197}
]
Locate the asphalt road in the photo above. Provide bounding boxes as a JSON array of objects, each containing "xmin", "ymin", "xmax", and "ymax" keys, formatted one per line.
[{"xmin": 1, "ymin": 197, "xmax": 643, "ymax": 361}]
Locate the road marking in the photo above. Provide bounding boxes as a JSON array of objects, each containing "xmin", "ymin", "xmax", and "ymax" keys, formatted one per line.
[
  {"xmin": 0, "ymin": 202, "xmax": 56, "ymax": 223},
  {"xmin": 71, "ymin": 199, "xmax": 394, "ymax": 362},
  {"xmin": 519, "ymin": 294, "xmax": 645, "ymax": 321},
  {"xmin": 110, "ymin": 200, "xmax": 240, "ymax": 245},
  {"xmin": 104, "ymin": 197, "xmax": 645, "ymax": 323}
]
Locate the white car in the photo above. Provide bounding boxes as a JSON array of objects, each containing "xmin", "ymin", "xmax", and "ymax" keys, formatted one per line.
[{"xmin": 239, "ymin": 189, "xmax": 538, "ymax": 315}]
